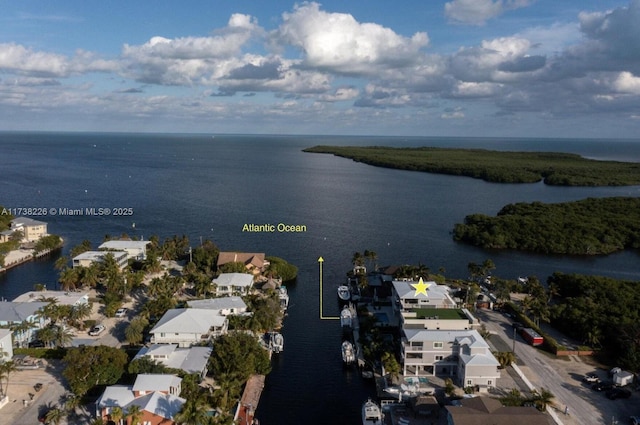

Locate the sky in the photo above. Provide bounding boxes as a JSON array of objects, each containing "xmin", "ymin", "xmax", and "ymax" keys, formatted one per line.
[{"xmin": 1, "ymin": 0, "xmax": 640, "ymax": 138}]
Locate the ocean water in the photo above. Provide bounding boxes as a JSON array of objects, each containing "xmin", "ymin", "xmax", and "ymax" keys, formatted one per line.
[{"xmin": 1, "ymin": 132, "xmax": 640, "ymax": 424}]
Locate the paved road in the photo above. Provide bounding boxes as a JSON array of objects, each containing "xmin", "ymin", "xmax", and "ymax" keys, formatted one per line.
[{"xmin": 475, "ymin": 308, "xmax": 635, "ymax": 425}]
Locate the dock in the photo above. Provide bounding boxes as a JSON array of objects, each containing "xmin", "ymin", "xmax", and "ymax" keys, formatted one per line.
[{"xmin": 235, "ymin": 374, "xmax": 265, "ymax": 425}]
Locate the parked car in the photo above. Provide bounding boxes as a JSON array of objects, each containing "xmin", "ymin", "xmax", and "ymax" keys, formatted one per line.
[
  {"xmin": 592, "ymin": 381, "xmax": 614, "ymax": 392},
  {"xmin": 88, "ymin": 324, "xmax": 105, "ymax": 336},
  {"xmin": 606, "ymin": 387, "xmax": 631, "ymax": 400},
  {"xmin": 28, "ymin": 340, "xmax": 45, "ymax": 348},
  {"xmin": 584, "ymin": 374, "xmax": 600, "ymax": 383},
  {"xmin": 115, "ymin": 307, "xmax": 127, "ymax": 317}
]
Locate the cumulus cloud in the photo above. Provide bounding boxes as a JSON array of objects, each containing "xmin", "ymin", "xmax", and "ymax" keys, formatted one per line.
[
  {"xmin": 444, "ymin": 0, "xmax": 535, "ymax": 25},
  {"xmin": 612, "ymin": 71, "xmax": 640, "ymax": 95},
  {"xmin": 275, "ymin": 2, "xmax": 429, "ymax": 75}
]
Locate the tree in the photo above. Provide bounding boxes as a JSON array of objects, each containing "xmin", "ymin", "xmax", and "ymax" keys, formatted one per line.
[
  {"xmin": 44, "ymin": 407, "xmax": 65, "ymax": 425},
  {"xmin": 58, "ymin": 267, "xmax": 80, "ymax": 291},
  {"xmin": 494, "ymin": 351, "xmax": 516, "ymax": 369},
  {"xmin": 530, "ymin": 387, "xmax": 555, "ymax": 411},
  {"xmin": 444, "ymin": 378, "xmax": 456, "ymax": 397},
  {"xmin": 0, "ymin": 360, "xmax": 17, "ymax": 397},
  {"xmin": 126, "ymin": 405, "xmax": 143, "ymax": 425},
  {"xmin": 62, "ymin": 346, "xmax": 129, "ymax": 396},
  {"xmin": 124, "ymin": 317, "xmax": 148, "ymax": 346},
  {"xmin": 381, "ymin": 352, "xmax": 401, "ymax": 383},
  {"xmin": 109, "ymin": 406, "xmax": 124, "ymax": 425},
  {"xmin": 209, "ymin": 332, "xmax": 271, "ymax": 385},
  {"xmin": 175, "ymin": 391, "xmax": 211, "ymax": 425}
]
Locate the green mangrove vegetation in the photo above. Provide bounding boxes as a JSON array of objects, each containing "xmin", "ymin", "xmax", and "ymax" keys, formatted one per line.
[
  {"xmin": 303, "ymin": 145, "xmax": 640, "ymax": 186},
  {"xmin": 453, "ymin": 197, "xmax": 640, "ymax": 255}
]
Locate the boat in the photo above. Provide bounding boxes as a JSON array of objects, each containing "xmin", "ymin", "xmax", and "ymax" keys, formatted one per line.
[
  {"xmin": 337, "ymin": 285, "xmax": 351, "ymax": 302},
  {"xmin": 278, "ymin": 285, "xmax": 290, "ymax": 310},
  {"xmin": 362, "ymin": 398, "xmax": 382, "ymax": 425},
  {"xmin": 270, "ymin": 332, "xmax": 284, "ymax": 353},
  {"xmin": 342, "ymin": 340, "xmax": 356, "ymax": 365},
  {"xmin": 340, "ymin": 305, "xmax": 352, "ymax": 328}
]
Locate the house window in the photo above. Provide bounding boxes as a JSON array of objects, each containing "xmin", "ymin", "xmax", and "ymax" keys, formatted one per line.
[
  {"xmin": 435, "ymin": 355, "xmax": 444, "ymax": 361},
  {"xmin": 488, "ymin": 380, "xmax": 493, "ymax": 386},
  {"xmin": 467, "ymin": 380, "xmax": 473, "ymax": 386},
  {"xmin": 433, "ymin": 342, "xmax": 443, "ymax": 349}
]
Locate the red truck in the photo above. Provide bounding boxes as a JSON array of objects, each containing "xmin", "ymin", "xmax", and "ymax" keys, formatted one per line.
[{"xmin": 521, "ymin": 328, "xmax": 544, "ymax": 346}]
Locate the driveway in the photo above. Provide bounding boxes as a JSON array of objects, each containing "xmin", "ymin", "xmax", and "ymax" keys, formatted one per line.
[{"xmin": 475, "ymin": 308, "xmax": 638, "ymax": 425}]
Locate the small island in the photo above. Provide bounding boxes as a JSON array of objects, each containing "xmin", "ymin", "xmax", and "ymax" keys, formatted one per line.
[
  {"xmin": 303, "ymin": 145, "xmax": 640, "ymax": 186},
  {"xmin": 453, "ymin": 197, "xmax": 640, "ymax": 255}
]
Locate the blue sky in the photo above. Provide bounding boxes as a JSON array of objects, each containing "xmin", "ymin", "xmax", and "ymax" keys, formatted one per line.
[{"xmin": 1, "ymin": 0, "xmax": 639, "ymax": 137}]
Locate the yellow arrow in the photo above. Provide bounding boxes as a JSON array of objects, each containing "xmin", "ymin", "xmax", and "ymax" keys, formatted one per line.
[{"xmin": 318, "ymin": 256, "xmax": 339, "ymax": 320}]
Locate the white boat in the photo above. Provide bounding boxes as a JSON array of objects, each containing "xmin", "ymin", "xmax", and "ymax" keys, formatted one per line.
[
  {"xmin": 337, "ymin": 285, "xmax": 351, "ymax": 302},
  {"xmin": 270, "ymin": 332, "xmax": 284, "ymax": 353},
  {"xmin": 362, "ymin": 398, "xmax": 382, "ymax": 425},
  {"xmin": 340, "ymin": 305, "xmax": 352, "ymax": 328},
  {"xmin": 278, "ymin": 286, "xmax": 289, "ymax": 310},
  {"xmin": 342, "ymin": 340, "xmax": 356, "ymax": 364}
]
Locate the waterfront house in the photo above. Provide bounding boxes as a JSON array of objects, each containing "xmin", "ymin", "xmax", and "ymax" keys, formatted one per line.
[
  {"xmin": 0, "ymin": 229, "xmax": 13, "ymax": 243},
  {"xmin": 72, "ymin": 250, "xmax": 128, "ymax": 269},
  {"xmin": 13, "ymin": 290, "xmax": 90, "ymax": 306},
  {"xmin": 217, "ymin": 252, "xmax": 269, "ymax": 275},
  {"xmin": 211, "ymin": 273, "xmax": 254, "ymax": 297},
  {"xmin": 445, "ymin": 397, "xmax": 552, "ymax": 425},
  {"xmin": 401, "ymin": 329, "xmax": 500, "ymax": 389},
  {"xmin": 96, "ymin": 375, "xmax": 185, "ymax": 425},
  {"xmin": 98, "ymin": 240, "xmax": 151, "ymax": 261},
  {"xmin": 392, "ymin": 280, "xmax": 458, "ymax": 312},
  {"xmin": 0, "ymin": 329, "xmax": 13, "ymax": 360},
  {"xmin": 133, "ymin": 344, "xmax": 212, "ymax": 379},
  {"xmin": 186, "ymin": 296, "xmax": 248, "ymax": 315},
  {"xmin": 0, "ymin": 301, "xmax": 49, "ymax": 347},
  {"xmin": 10, "ymin": 217, "xmax": 48, "ymax": 242},
  {"xmin": 149, "ymin": 308, "xmax": 228, "ymax": 347}
]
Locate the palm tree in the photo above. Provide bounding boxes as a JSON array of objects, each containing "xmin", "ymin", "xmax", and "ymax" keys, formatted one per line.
[
  {"xmin": 109, "ymin": 406, "xmax": 124, "ymax": 425},
  {"xmin": 59, "ymin": 267, "xmax": 80, "ymax": 291},
  {"xmin": 80, "ymin": 264, "xmax": 101, "ymax": 288},
  {"xmin": 494, "ymin": 351, "xmax": 516, "ymax": 368},
  {"xmin": 174, "ymin": 392, "xmax": 211, "ymax": 425},
  {"xmin": 54, "ymin": 256, "xmax": 69, "ymax": 271},
  {"xmin": 126, "ymin": 404, "xmax": 143, "ymax": 425},
  {"xmin": 530, "ymin": 387, "xmax": 555, "ymax": 411},
  {"xmin": 44, "ymin": 407, "xmax": 65, "ymax": 425},
  {"xmin": 0, "ymin": 360, "xmax": 16, "ymax": 397},
  {"xmin": 53, "ymin": 325, "xmax": 74, "ymax": 348},
  {"xmin": 36, "ymin": 326, "xmax": 57, "ymax": 348}
]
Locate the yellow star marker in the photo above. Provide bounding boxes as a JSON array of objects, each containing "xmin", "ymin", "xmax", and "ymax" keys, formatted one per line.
[{"xmin": 411, "ymin": 277, "xmax": 431, "ymax": 297}]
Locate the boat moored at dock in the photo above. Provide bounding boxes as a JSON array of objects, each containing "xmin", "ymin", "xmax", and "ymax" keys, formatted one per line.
[
  {"xmin": 337, "ymin": 285, "xmax": 351, "ymax": 302},
  {"xmin": 341, "ymin": 340, "xmax": 356, "ymax": 365},
  {"xmin": 340, "ymin": 305, "xmax": 353, "ymax": 328},
  {"xmin": 269, "ymin": 332, "xmax": 284, "ymax": 353},
  {"xmin": 362, "ymin": 398, "xmax": 382, "ymax": 424}
]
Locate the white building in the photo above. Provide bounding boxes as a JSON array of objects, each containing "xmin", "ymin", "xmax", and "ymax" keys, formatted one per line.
[
  {"xmin": 212, "ymin": 273, "xmax": 254, "ymax": 296},
  {"xmin": 13, "ymin": 290, "xmax": 90, "ymax": 306},
  {"xmin": 0, "ymin": 329, "xmax": 13, "ymax": 360},
  {"xmin": 0, "ymin": 301, "xmax": 49, "ymax": 347},
  {"xmin": 133, "ymin": 344, "xmax": 212, "ymax": 379},
  {"xmin": 98, "ymin": 240, "xmax": 151, "ymax": 261},
  {"xmin": 10, "ymin": 217, "xmax": 48, "ymax": 242},
  {"xmin": 73, "ymin": 250, "xmax": 128, "ymax": 269},
  {"xmin": 149, "ymin": 308, "xmax": 228, "ymax": 347},
  {"xmin": 186, "ymin": 296, "xmax": 247, "ymax": 316},
  {"xmin": 401, "ymin": 329, "xmax": 500, "ymax": 389}
]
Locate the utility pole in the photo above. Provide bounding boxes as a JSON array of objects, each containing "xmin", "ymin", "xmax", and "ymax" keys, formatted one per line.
[{"xmin": 512, "ymin": 327, "xmax": 517, "ymax": 354}]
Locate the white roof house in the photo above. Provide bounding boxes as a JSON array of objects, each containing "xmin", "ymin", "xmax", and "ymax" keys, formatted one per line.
[
  {"xmin": 212, "ymin": 273, "xmax": 254, "ymax": 296},
  {"xmin": 150, "ymin": 308, "xmax": 228, "ymax": 347},
  {"xmin": 10, "ymin": 217, "xmax": 48, "ymax": 242},
  {"xmin": 96, "ymin": 381, "xmax": 185, "ymax": 424},
  {"xmin": 98, "ymin": 240, "xmax": 151, "ymax": 261},
  {"xmin": 73, "ymin": 250, "xmax": 128, "ymax": 269},
  {"xmin": 132, "ymin": 374, "xmax": 182, "ymax": 396},
  {"xmin": 392, "ymin": 280, "xmax": 457, "ymax": 310},
  {"xmin": 13, "ymin": 290, "xmax": 90, "ymax": 306},
  {"xmin": 186, "ymin": 296, "xmax": 247, "ymax": 315},
  {"xmin": 0, "ymin": 301, "xmax": 48, "ymax": 347},
  {"xmin": 133, "ymin": 344, "xmax": 212, "ymax": 378}
]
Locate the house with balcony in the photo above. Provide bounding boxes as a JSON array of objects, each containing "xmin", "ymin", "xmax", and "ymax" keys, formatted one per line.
[
  {"xmin": 149, "ymin": 308, "xmax": 228, "ymax": 347},
  {"xmin": 72, "ymin": 250, "xmax": 128, "ymax": 269},
  {"xmin": 401, "ymin": 329, "xmax": 500, "ymax": 390},
  {"xmin": 98, "ymin": 240, "xmax": 151, "ymax": 261},
  {"xmin": 211, "ymin": 273, "xmax": 254, "ymax": 296},
  {"xmin": 96, "ymin": 374, "xmax": 185, "ymax": 425}
]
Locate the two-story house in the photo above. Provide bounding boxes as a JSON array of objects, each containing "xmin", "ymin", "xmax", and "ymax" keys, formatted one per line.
[
  {"xmin": 401, "ymin": 329, "xmax": 500, "ymax": 389},
  {"xmin": 133, "ymin": 344, "xmax": 212, "ymax": 379},
  {"xmin": 9, "ymin": 217, "xmax": 48, "ymax": 242},
  {"xmin": 217, "ymin": 252, "xmax": 269, "ymax": 275},
  {"xmin": 96, "ymin": 374, "xmax": 185, "ymax": 425},
  {"xmin": 98, "ymin": 240, "xmax": 151, "ymax": 261},
  {"xmin": 186, "ymin": 296, "xmax": 248, "ymax": 315},
  {"xmin": 72, "ymin": 250, "xmax": 129, "ymax": 269},
  {"xmin": 149, "ymin": 308, "xmax": 228, "ymax": 347}
]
